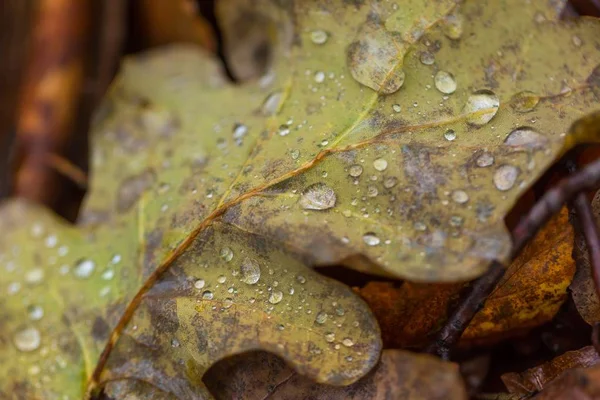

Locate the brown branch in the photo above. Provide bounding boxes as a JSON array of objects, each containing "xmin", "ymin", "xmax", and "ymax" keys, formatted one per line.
[{"xmin": 427, "ymin": 156, "xmax": 600, "ymax": 359}]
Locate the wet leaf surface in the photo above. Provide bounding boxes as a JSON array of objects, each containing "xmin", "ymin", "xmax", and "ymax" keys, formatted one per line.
[
  {"xmin": 204, "ymin": 349, "xmax": 467, "ymax": 400},
  {"xmin": 0, "ymin": 0, "xmax": 599, "ymax": 398},
  {"xmin": 530, "ymin": 362, "xmax": 600, "ymax": 399}
]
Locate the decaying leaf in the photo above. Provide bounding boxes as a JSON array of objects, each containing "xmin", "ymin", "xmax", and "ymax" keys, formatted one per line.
[
  {"xmin": 357, "ymin": 207, "xmax": 575, "ymax": 348},
  {"xmin": 502, "ymin": 345, "xmax": 600, "ymax": 395},
  {"xmin": 571, "ymin": 190, "xmax": 600, "ymax": 325},
  {"xmin": 0, "ymin": 0, "xmax": 599, "ymax": 398},
  {"xmin": 531, "ymin": 363, "xmax": 600, "ymax": 399},
  {"xmin": 204, "ymin": 349, "xmax": 467, "ymax": 400}
]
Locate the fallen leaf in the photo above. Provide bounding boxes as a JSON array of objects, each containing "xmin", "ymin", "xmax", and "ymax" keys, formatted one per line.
[
  {"xmin": 204, "ymin": 349, "xmax": 467, "ymax": 400},
  {"xmin": 531, "ymin": 363, "xmax": 600, "ymax": 399},
  {"xmin": 502, "ymin": 346, "xmax": 600, "ymax": 395},
  {"xmin": 0, "ymin": 0, "xmax": 599, "ymax": 397},
  {"xmin": 571, "ymin": 190, "xmax": 600, "ymax": 325}
]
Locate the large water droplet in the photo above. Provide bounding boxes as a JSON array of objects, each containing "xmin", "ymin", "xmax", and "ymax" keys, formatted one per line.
[
  {"xmin": 511, "ymin": 91, "xmax": 540, "ymax": 113},
  {"xmin": 202, "ymin": 290, "xmax": 214, "ymax": 300},
  {"xmin": 240, "ymin": 258, "xmax": 261, "ymax": 285},
  {"xmin": 220, "ymin": 247, "xmax": 234, "ymax": 262},
  {"xmin": 504, "ymin": 127, "xmax": 547, "ymax": 150},
  {"xmin": 434, "ymin": 71, "xmax": 457, "ymax": 94},
  {"xmin": 14, "ymin": 327, "xmax": 41, "ymax": 352},
  {"xmin": 373, "ymin": 158, "xmax": 388, "ymax": 171},
  {"xmin": 420, "ymin": 51, "xmax": 435, "ymax": 65},
  {"xmin": 194, "ymin": 279, "xmax": 206, "ymax": 289},
  {"xmin": 269, "ymin": 290, "xmax": 283, "ymax": 304},
  {"xmin": 299, "ymin": 183, "xmax": 336, "ymax": 211},
  {"xmin": 74, "ymin": 259, "xmax": 96, "ymax": 279},
  {"xmin": 363, "ymin": 232, "xmax": 380, "ymax": 246},
  {"xmin": 310, "ymin": 29, "xmax": 328, "ymax": 45},
  {"xmin": 494, "ymin": 165, "xmax": 519, "ymax": 191},
  {"xmin": 464, "ymin": 90, "xmax": 500, "ymax": 126},
  {"xmin": 349, "ymin": 165, "xmax": 363, "ymax": 177},
  {"xmin": 444, "ymin": 129, "xmax": 456, "ymax": 141}
]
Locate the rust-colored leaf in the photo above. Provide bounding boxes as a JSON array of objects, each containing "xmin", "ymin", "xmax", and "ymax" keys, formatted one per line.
[{"xmin": 531, "ymin": 363, "xmax": 600, "ymax": 399}]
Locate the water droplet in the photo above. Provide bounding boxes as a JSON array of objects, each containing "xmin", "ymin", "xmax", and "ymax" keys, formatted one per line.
[
  {"xmin": 74, "ymin": 259, "xmax": 95, "ymax": 279},
  {"xmin": 451, "ymin": 190, "xmax": 469, "ymax": 204},
  {"xmin": 363, "ymin": 232, "xmax": 380, "ymax": 246},
  {"xmin": 367, "ymin": 185, "xmax": 379, "ymax": 197},
  {"xmin": 392, "ymin": 104, "xmax": 401, "ymax": 113},
  {"xmin": 202, "ymin": 290, "xmax": 214, "ymax": 300},
  {"xmin": 450, "ymin": 215, "xmax": 464, "ymax": 227},
  {"xmin": 111, "ymin": 254, "xmax": 122, "ymax": 264},
  {"xmin": 220, "ymin": 247, "xmax": 234, "ymax": 262},
  {"xmin": 420, "ymin": 51, "xmax": 435, "ymax": 65},
  {"xmin": 45, "ymin": 235, "xmax": 57, "ymax": 248},
  {"xmin": 194, "ymin": 279, "xmax": 206, "ymax": 289},
  {"xmin": 434, "ymin": 71, "xmax": 457, "ymax": 94},
  {"xmin": 269, "ymin": 290, "xmax": 283, "ymax": 304},
  {"xmin": 30, "ymin": 223, "xmax": 44, "ymax": 238},
  {"xmin": 494, "ymin": 165, "xmax": 519, "ymax": 191},
  {"xmin": 102, "ymin": 269, "xmax": 114, "ymax": 280},
  {"xmin": 444, "ymin": 129, "xmax": 456, "ymax": 141},
  {"xmin": 476, "ymin": 152, "xmax": 494, "ymax": 167},
  {"xmin": 171, "ymin": 338, "xmax": 180, "ymax": 347},
  {"xmin": 349, "ymin": 164, "xmax": 363, "ymax": 177},
  {"xmin": 240, "ymin": 258, "xmax": 261, "ymax": 285},
  {"xmin": 232, "ymin": 123, "xmax": 248, "ymax": 139},
  {"xmin": 335, "ymin": 306, "xmax": 345, "ymax": 316},
  {"xmin": 346, "ymin": 356, "xmax": 354, "ymax": 362},
  {"xmin": 14, "ymin": 327, "xmax": 41, "ymax": 352},
  {"xmin": 217, "ymin": 275, "xmax": 227, "ymax": 284},
  {"xmin": 414, "ymin": 221, "xmax": 427, "ymax": 231},
  {"xmin": 58, "ymin": 245, "xmax": 69, "ymax": 256},
  {"xmin": 278, "ymin": 125, "xmax": 291, "ymax": 136},
  {"xmin": 383, "ymin": 177, "xmax": 398, "ymax": 188},
  {"xmin": 320, "ymin": 139, "xmax": 329, "ymax": 147},
  {"xmin": 261, "ymin": 91, "xmax": 283, "ymax": 116},
  {"xmin": 511, "ymin": 91, "xmax": 540, "ymax": 113},
  {"xmin": 504, "ymin": 126, "xmax": 547, "ymax": 150},
  {"xmin": 25, "ymin": 268, "xmax": 44, "ymax": 284},
  {"xmin": 325, "ymin": 332, "xmax": 336, "ymax": 343},
  {"xmin": 290, "ymin": 149, "xmax": 300, "ymax": 160},
  {"xmin": 314, "ymin": 71, "xmax": 325, "ymax": 83},
  {"xmin": 464, "ymin": 90, "xmax": 500, "ymax": 126},
  {"xmin": 310, "ymin": 29, "xmax": 328, "ymax": 44},
  {"xmin": 342, "ymin": 338, "xmax": 354, "ymax": 347},
  {"xmin": 373, "ymin": 158, "xmax": 388, "ymax": 171},
  {"xmin": 299, "ymin": 183, "xmax": 336, "ymax": 210},
  {"xmin": 572, "ymin": 35, "xmax": 582, "ymax": 47},
  {"xmin": 315, "ymin": 311, "xmax": 328, "ymax": 324},
  {"xmin": 223, "ymin": 298, "xmax": 234, "ymax": 309},
  {"xmin": 27, "ymin": 305, "xmax": 44, "ymax": 321},
  {"xmin": 296, "ymin": 275, "xmax": 306, "ymax": 284}
]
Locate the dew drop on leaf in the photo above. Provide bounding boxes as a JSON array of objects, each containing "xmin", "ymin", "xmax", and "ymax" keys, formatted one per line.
[
  {"xmin": 13, "ymin": 327, "xmax": 41, "ymax": 352},
  {"xmin": 494, "ymin": 165, "xmax": 519, "ymax": 191},
  {"xmin": 373, "ymin": 158, "xmax": 388, "ymax": 171},
  {"xmin": 217, "ymin": 275, "xmax": 227, "ymax": 284},
  {"xmin": 232, "ymin": 123, "xmax": 248, "ymax": 139},
  {"xmin": 342, "ymin": 338, "xmax": 354, "ymax": 347},
  {"xmin": 296, "ymin": 275, "xmax": 306, "ymax": 284},
  {"xmin": 299, "ymin": 183, "xmax": 336, "ymax": 210},
  {"xmin": 451, "ymin": 190, "xmax": 469, "ymax": 204},
  {"xmin": 434, "ymin": 71, "xmax": 457, "ymax": 94},
  {"xmin": 367, "ymin": 185, "xmax": 379, "ymax": 197},
  {"xmin": 442, "ymin": 11, "xmax": 464, "ymax": 40},
  {"xmin": 383, "ymin": 176, "xmax": 398, "ymax": 189},
  {"xmin": 220, "ymin": 247, "xmax": 234, "ymax": 262},
  {"xmin": 260, "ymin": 91, "xmax": 283, "ymax": 116},
  {"xmin": 363, "ymin": 232, "xmax": 380, "ymax": 246},
  {"xmin": 269, "ymin": 290, "xmax": 283, "ymax": 304},
  {"xmin": 315, "ymin": 311, "xmax": 328, "ymax": 324},
  {"xmin": 476, "ymin": 152, "xmax": 495, "ymax": 167},
  {"xmin": 420, "ymin": 51, "xmax": 435, "ymax": 65},
  {"xmin": 27, "ymin": 305, "xmax": 44, "ymax": 321},
  {"xmin": 202, "ymin": 290, "xmax": 214, "ymax": 300},
  {"xmin": 444, "ymin": 129, "xmax": 456, "ymax": 141},
  {"xmin": 194, "ymin": 279, "xmax": 206, "ymax": 289},
  {"xmin": 511, "ymin": 91, "xmax": 540, "ymax": 113},
  {"xmin": 464, "ymin": 90, "xmax": 500, "ymax": 125},
  {"xmin": 240, "ymin": 258, "xmax": 261, "ymax": 285},
  {"xmin": 73, "ymin": 259, "xmax": 95, "ymax": 279},
  {"xmin": 310, "ymin": 29, "xmax": 328, "ymax": 45},
  {"xmin": 325, "ymin": 332, "xmax": 336, "ymax": 342},
  {"xmin": 392, "ymin": 104, "xmax": 401, "ymax": 113},
  {"xmin": 348, "ymin": 164, "xmax": 363, "ymax": 177},
  {"xmin": 504, "ymin": 126, "xmax": 547, "ymax": 150},
  {"xmin": 314, "ymin": 71, "xmax": 325, "ymax": 83}
]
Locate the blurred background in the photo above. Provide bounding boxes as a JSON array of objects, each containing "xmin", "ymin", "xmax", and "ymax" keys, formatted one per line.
[{"xmin": 0, "ymin": 0, "xmax": 598, "ymax": 223}]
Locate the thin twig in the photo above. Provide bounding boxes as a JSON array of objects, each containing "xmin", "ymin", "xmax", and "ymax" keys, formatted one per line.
[{"xmin": 427, "ymin": 156, "xmax": 600, "ymax": 359}]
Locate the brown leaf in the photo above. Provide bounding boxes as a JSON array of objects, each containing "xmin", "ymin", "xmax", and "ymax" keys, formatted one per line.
[
  {"xmin": 502, "ymin": 346, "xmax": 600, "ymax": 395},
  {"xmin": 204, "ymin": 349, "xmax": 467, "ymax": 400},
  {"xmin": 532, "ymin": 363, "xmax": 600, "ymax": 399}
]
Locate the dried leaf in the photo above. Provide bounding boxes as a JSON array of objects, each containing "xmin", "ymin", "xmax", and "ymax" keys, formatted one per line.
[
  {"xmin": 205, "ymin": 349, "xmax": 467, "ymax": 400},
  {"xmin": 502, "ymin": 346, "xmax": 600, "ymax": 395},
  {"xmin": 531, "ymin": 363, "xmax": 600, "ymax": 399}
]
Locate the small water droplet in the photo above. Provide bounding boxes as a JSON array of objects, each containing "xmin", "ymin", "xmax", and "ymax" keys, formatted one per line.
[
  {"xmin": 420, "ymin": 51, "xmax": 435, "ymax": 65},
  {"xmin": 342, "ymin": 338, "xmax": 354, "ymax": 347},
  {"xmin": 223, "ymin": 298, "xmax": 234, "ymax": 309},
  {"xmin": 220, "ymin": 247, "xmax": 234, "ymax": 262},
  {"xmin": 494, "ymin": 165, "xmax": 519, "ymax": 191},
  {"xmin": 325, "ymin": 332, "xmax": 335, "ymax": 342},
  {"xmin": 261, "ymin": 91, "xmax": 283, "ymax": 116},
  {"xmin": 367, "ymin": 185, "xmax": 378, "ymax": 197},
  {"xmin": 450, "ymin": 215, "xmax": 463, "ymax": 227},
  {"xmin": 217, "ymin": 275, "xmax": 227, "ymax": 284},
  {"xmin": 314, "ymin": 71, "xmax": 325, "ymax": 83},
  {"xmin": 464, "ymin": 90, "xmax": 500, "ymax": 126},
  {"xmin": 194, "ymin": 279, "xmax": 206, "ymax": 289},
  {"xmin": 315, "ymin": 311, "xmax": 328, "ymax": 324},
  {"xmin": 451, "ymin": 190, "xmax": 469, "ymax": 204},
  {"xmin": 476, "ymin": 152, "xmax": 494, "ymax": 167},
  {"xmin": 392, "ymin": 104, "xmax": 401, "ymax": 113},
  {"xmin": 202, "ymin": 290, "xmax": 214, "ymax": 300},
  {"xmin": 296, "ymin": 275, "xmax": 306, "ymax": 284},
  {"xmin": 504, "ymin": 126, "xmax": 547, "ymax": 150},
  {"xmin": 278, "ymin": 124, "xmax": 291, "ymax": 137},
  {"xmin": 45, "ymin": 235, "xmax": 57, "ymax": 248},
  {"xmin": 511, "ymin": 91, "xmax": 540, "ymax": 113},
  {"xmin": 363, "ymin": 232, "xmax": 380, "ymax": 246},
  {"xmin": 414, "ymin": 221, "xmax": 427, "ymax": 231},
  {"xmin": 383, "ymin": 176, "xmax": 398, "ymax": 188},
  {"xmin": 346, "ymin": 355, "xmax": 354, "ymax": 362},
  {"xmin": 14, "ymin": 327, "xmax": 41, "ymax": 352},
  {"xmin": 572, "ymin": 35, "xmax": 582, "ymax": 47},
  {"xmin": 232, "ymin": 123, "xmax": 248, "ymax": 139},
  {"xmin": 111, "ymin": 254, "xmax": 122, "ymax": 264},
  {"xmin": 299, "ymin": 183, "xmax": 336, "ymax": 210},
  {"xmin": 290, "ymin": 149, "xmax": 300, "ymax": 160},
  {"xmin": 349, "ymin": 164, "xmax": 363, "ymax": 177},
  {"xmin": 74, "ymin": 259, "xmax": 95, "ymax": 279},
  {"xmin": 240, "ymin": 258, "xmax": 261, "ymax": 285},
  {"xmin": 444, "ymin": 129, "xmax": 456, "ymax": 141},
  {"xmin": 310, "ymin": 29, "xmax": 328, "ymax": 45},
  {"xmin": 269, "ymin": 290, "xmax": 283, "ymax": 304},
  {"xmin": 27, "ymin": 305, "xmax": 44, "ymax": 321},
  {"xmin": 171, "ymin": 338, "xmax": 180, "ymax": 347},
  {"xmin": 25, "ymin": 268, "xmax": 44, "ymax": 284},
  {"xmin": 373, "ymin": 158, "xmax": 388, "ymax": 171},
  {"xmin": 434, "ymin": 71, "xmax": 457, "ymax": 94},
  {"xmin": 102, "ymin": 269, "xmax": 115, "ymax": 280}
]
